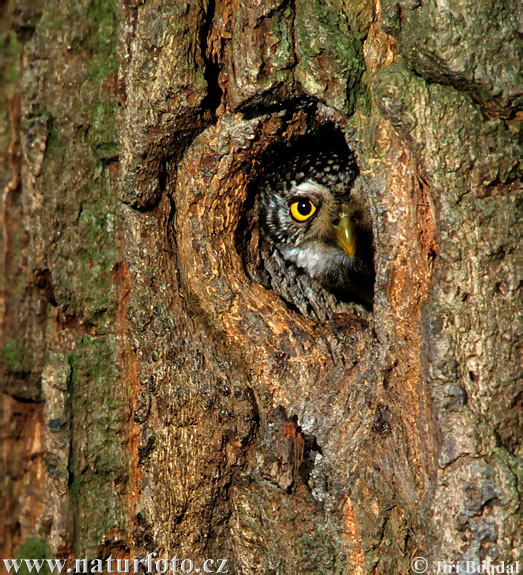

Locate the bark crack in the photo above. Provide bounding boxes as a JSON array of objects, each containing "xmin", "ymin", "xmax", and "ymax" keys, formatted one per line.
[{"xmin": 200, "ymin": 0, "xmax": 223, "ymax": 118}]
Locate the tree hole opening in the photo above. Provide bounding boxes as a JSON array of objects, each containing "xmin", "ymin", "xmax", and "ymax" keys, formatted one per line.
[{"xmin": 238, "ymin": 125, "xmax": 376, "ymax": 322}]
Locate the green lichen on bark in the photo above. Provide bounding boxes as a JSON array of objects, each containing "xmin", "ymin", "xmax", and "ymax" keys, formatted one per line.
[
  {"xmin": 373, "ymin": 63, "xmax": 519, "ymax": 191},
  {"xmin": 380, "ymin": 0, "xmax": 521, "ymax": 112},
  {"xmin": 2, "ymin": 30, "xmax": 20, "ymax": 83},
  {"xmin": 15, "ymin": 538, "xmax": 51, "ymax": 575},
  {"xmin": 372, "ymin": 26, "xmax": 520, "ymax": 565},
  {"xmin": 226, "ymin": 0, "xmax": 365, "ymax": 112},
  {"xmin": 228, "ymin": 1, "xmax": 295, "ymax": 109},
  {"xmin": 0, "ymin": 16, "xmax": 45, "ymax": 400},
  {"xmin": 295, "ymin": 0, "xmax": 364, "ymax": 112},
  {"xmin": 0, "ymin": 340, "xmax": 28, "ymax": 375},
  {"xmin": 69, "ymin": 335, "xmax": 128, "ymax": 555},
  {"xmin": 269, "ymin": 4, "xmax": 295, "ymax": 73},
  {"xmin": 20, "ymin": 0, "xmax": 119, "ymax": 326},
  {"xmin": 10, "ymin": 0, "xmax": 125, "ymax": 556}
]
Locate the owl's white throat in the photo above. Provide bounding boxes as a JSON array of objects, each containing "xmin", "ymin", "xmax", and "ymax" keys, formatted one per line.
[{"xmin": 282, "ymin": 244, "xmax": 349, "ymax": 280}]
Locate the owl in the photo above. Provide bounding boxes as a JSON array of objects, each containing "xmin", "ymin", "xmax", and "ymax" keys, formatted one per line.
[{"xmin": 259, "ymin": 145, "xmax": 374, "ymax": 308}]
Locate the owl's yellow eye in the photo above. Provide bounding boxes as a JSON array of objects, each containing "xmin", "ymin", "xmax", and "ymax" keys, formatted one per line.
[{"xmin": 290, "ymin": 199, "xmax": 316, "ymax": 222}]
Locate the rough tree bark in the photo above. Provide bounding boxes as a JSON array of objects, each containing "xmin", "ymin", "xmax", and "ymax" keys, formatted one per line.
[{"xmin": 0, "ymin": 0, "xmax": 520, "ymax": 574}]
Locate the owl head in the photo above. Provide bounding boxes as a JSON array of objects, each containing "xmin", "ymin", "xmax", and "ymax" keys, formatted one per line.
[{"xmin": 259, "ymin": 145, "xmax": 374, "ymax": 307}]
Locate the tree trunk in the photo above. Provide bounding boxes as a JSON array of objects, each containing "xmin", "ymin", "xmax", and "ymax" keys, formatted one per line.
[{"xmin": 1, "ymin": 0, "xmax": 519, "ymax": 573}]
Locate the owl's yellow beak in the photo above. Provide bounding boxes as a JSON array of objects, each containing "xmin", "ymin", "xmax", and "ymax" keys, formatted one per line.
[{"xmin": 335, "ymin": 214, "xmax": 357, "ymax": 258}]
